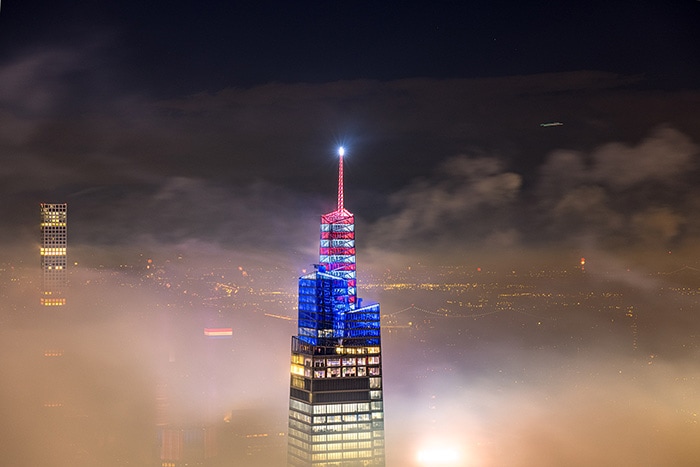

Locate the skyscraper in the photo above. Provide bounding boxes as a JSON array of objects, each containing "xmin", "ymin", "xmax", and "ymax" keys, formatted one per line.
[
  {"xmin": 40, "ymin": 203, "xmax": 67, "ymax": 306},
  {"xmin": 287, "ymin": 148, "xmax": 385, "ymax": 466}
]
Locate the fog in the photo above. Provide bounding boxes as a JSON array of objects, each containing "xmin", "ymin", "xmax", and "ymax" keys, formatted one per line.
[
  {"xmin": 2, "ymin": 237, "xmax": 700, "ymax": 466},
  {"xmin": 2, "ymin": 121, "xmax": 699, "ymax": 464}
]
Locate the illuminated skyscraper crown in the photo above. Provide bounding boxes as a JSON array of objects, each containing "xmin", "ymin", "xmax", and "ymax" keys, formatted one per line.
[{"xmin": 319, "ymin": 147, "xmax": 356, "ymax": 307}]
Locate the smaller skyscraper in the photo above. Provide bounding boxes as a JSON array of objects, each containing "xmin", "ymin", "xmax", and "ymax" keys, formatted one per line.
[{"xmin": 40, "ymin": 203, "xmax": 67, "ymax": 306}]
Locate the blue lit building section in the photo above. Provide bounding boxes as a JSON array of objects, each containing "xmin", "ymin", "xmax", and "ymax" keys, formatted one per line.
[
  {"xmin": 287, "ymin": 149, "xmax": 385, "ymax": 466},
  {"xmin": 296, "ymin": 266, "xmax": 381, "ymax": 348}
]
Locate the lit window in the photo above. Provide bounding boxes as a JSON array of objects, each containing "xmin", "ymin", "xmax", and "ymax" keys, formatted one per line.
[{"xmin": 343, "ymin": 403, "xmax": 359, "ymax": 412}]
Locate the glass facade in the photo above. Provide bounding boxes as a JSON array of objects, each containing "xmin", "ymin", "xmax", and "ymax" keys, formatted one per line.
[
  {"xmin": 288, "ymin": 153, "xmax": 385, "ymax": 466},
  {"xmin": 288, "ymin": 284, "xmax": 385, "ymax": 466},
  {"xmin": 319, "ymin": 209, "xmax": 357, "ymax": 308},
  {"xmin": 40, "ymin": 203, "xmax": 67, "ymax": 306}
]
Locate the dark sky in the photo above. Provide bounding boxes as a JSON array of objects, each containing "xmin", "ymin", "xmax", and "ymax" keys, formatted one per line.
[
  {"xmin": 0, "ymin": 1, "xmax": 699, "ymax": 263},
  {"xmin": 3, "ymin": 1, "xmax": 698, "ymax": 91}
]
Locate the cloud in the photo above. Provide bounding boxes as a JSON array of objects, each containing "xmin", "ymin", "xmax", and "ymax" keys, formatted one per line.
[
  {"xmin": 0, "ymin": 48, "xmax": 81, "ymax": 114},
  {"xmin": 1, "ymin": 46, "xmax": 699, "ymax": 257},
  {"xmin": 532, "ymin": 126, "xmax": 700, "ymax": 249},
  {"xmin": 631, "ymin": 207, "xmax": 684, "ymax": 245},
  {"xmin": 367, "ymin": 123, "xmax": 699, "ymax": 254},
  {"xmin": 591, "ymin": 126, "xmax": 697, "ymax": 189},
  {"xmin": 552, "ymin": 185, "xmax": 623, "ymax": 234},
  {"xmin": 369, "ymin": 156, "xmax": 522, "ymax": 247}
]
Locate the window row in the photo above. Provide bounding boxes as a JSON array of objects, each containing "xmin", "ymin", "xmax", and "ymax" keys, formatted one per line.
[
  {"xmin": 290, "ymin": 410, "xmax": 311, "ymax": 424},
  {"xmin": 313, "ymin": 366, "xmax": 381, "ymax": 379},
  {"xmin": 310, "ymin": 421, "xmax": 386, "ymax": 433},
  {"xmin": 315, "ymin": 402, "xmax": 369, "ymax": 414},
  {"xmin": 313, "ymin": 413, "xmax": 371, "ymax": 424},
  {"xmin": 288, "ymin": 427, "xmax": 311, "ymax": 442},
  {"xmin": 312, "ymin": 450, "xmax": 373, "ymax": 461},
  {"xmin": 320, "ymin": 223, "xmax": 355, "ymax": 232},
  {"xmin": 334, "ymin": 346, "xmax": 381, "ymax": 356},
  {"xmin": 288, "ymin": 445, "xmax": 308, "ymax": 460},
  {"xmin": 311, "ymin": 423, "xmax": 371, "ymax": 433},
  {"xmin": 288, "ymin": 436, "xmax": 309, "ymax": 450},
  {"xmin": 315, "ymin": 356, "xmax": 381, "ymax": 367},
  {"xmin": 312, "ymin": 432, "xmax": 372, "ymax": 442},
  {"xmin": 291, "ymin": 400, "xmax": 379, "ymax": 416},
  {"xmin": 311, "ymin": 441, "xmax": 373, "ymax": 451}
]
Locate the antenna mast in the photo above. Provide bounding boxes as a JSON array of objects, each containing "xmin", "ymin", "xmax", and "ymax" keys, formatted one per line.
[{"xmin": 337, "ymin": 146, "xmax": 345, "ymax": 211}]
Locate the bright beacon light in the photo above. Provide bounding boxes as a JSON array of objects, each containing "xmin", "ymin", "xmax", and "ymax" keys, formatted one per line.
[{"xmin": 338, "ymin": 146, "xmax": 345, "ymax": 157}]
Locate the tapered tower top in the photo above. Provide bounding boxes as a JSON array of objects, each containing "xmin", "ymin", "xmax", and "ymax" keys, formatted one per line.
[
  {"xmin": 323, "ymin": 146, "xmax": 351, "ymax": 221},
  {"xmin": 337, "ymin": 146, "xmax": 345, "ymax": 212}
]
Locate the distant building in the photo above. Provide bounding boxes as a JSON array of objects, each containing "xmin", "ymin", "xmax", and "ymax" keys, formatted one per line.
[
  {"xmin": 287, "ymin": 148, "xmax": 385, "ymax": 466},
  {"xmin": 40, "ymin": 203, "xmax": 67, "ymax": 306},
  {"xmin": 158, "ymin": 425, "xmax": 217, "ymax": 467}
]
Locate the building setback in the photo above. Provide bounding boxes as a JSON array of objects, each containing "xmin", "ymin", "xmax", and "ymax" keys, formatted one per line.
[{"xmin": 287, "ymin": 148, "xmax": 385, "ymax": 466}]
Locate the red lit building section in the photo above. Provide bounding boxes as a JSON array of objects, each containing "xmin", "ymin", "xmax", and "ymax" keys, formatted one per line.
[{"xmin": 319, "ymin": 150, "xmax": 357, "ymax": 307}]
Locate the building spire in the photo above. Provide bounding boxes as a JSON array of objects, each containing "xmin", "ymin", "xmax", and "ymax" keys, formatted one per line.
[{"xmin": 337, "ymin": 146, "xmax": 345, "ymax": 211}]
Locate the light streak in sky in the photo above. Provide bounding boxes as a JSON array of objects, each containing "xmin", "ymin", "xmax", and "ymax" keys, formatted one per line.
[{"xmin": 264, "ymin": 312, "xmax": 294, "ymax": 321}]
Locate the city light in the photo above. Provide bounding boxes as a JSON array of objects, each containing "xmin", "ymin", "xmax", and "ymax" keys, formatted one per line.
[
  {"xmin": 203, "ymin": 327, "xmax": 233, "ymax": 337},
  {"xmin": 415, "ymin": 444, "xmax": 462, "ymax": 466},
  {"xmin": 338, "ymin": 146, "xmax": 345, "ymax": 157}
]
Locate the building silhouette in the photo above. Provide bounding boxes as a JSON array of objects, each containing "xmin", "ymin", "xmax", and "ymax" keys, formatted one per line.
[
  {"xmin": 40, "ymin": 203, "xmax": 67, "ymax": 306},
  {"xmin": 287, "ymin": 148, "xmax": 385, "ymax": 466},
  {"xmin": 39, "ymin": 203, "xmax": 69, "ymax": 413}
]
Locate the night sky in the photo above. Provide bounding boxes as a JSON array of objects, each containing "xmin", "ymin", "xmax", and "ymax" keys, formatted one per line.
[
  {"xmin": 0, "ymin": 0, "xmax": 699, "ymax": 261},
  {"xmin": 2, "ymin": 2, "xmax": 700, "ymax": 466}
]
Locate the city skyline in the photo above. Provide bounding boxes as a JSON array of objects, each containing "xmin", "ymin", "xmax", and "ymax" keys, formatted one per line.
[
  {"xmin": 4, "ymin": 237, "xmax": 700, "ymax": 465},
  {"xmin": 1, "ymin": 2, "xmax": 700, "ymax": 466}
]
